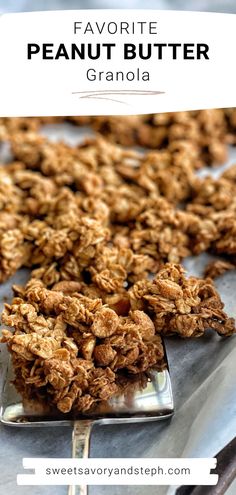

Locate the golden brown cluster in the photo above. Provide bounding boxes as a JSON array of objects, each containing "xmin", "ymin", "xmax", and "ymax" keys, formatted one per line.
[
  {"xmin": 1, "ymin": 279, "xmax": 164, "ymax": 413},
  {"xmin": 0, "ymin": 109, "xmax": 236, "ymax": 414},
  {"xmin": 129, "ymin": 264, "xmax": 235, "ymax": 338},
  {"xmin": 2, "ymin": 109, "xmax": 236, "ymax": 166}
]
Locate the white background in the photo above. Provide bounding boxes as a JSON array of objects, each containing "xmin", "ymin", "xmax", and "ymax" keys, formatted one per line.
[{"xmin": 0, "ymin": 10, "xmax": 236, "ymax": 115}]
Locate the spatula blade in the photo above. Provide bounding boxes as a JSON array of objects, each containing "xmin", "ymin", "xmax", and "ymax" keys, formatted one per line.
[{"xmin": 1, "ymin": 361, "xmax": 174, "ymax": 427}]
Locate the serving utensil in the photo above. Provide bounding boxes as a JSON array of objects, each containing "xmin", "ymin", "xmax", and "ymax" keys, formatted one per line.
[{"xmin": 0, "ymin": 341, "xmax": 174, "ymax": 495}]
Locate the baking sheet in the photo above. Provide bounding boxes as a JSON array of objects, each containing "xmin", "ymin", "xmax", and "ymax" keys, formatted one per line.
[{"xmin": 0, "ymin": 123, "xmax": 236, "ymax": 495}]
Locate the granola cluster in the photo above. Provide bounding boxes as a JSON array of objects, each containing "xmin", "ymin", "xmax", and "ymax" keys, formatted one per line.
[
  {"xmin": 0, "ymin": 109, "xmax": 236, "ymax": 414},
  {"xmin": 129, "ymin": 264, "xmax": 235, "ymax": 338},
  {"xmin": 2, "ymin": 109, "xmax": 236, "ymax": 167},
  {"xmin": 1, "ymin": 279, "xmax": 164, "ymax": 413},
  {"xmin": 1, "ymin": 108, "xmax": 236, "ymax": 164}
]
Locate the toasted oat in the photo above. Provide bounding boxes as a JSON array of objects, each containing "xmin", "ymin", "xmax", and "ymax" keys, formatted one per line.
[{"xmin": 204, "ymin": 259, "xmax": 235, "ymax": 279}]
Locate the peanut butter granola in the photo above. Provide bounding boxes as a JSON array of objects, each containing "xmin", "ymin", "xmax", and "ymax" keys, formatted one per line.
[
  {"xmin": 1, "ymin": 279, "xmax": 165, "ymax": 413},
  {"xmin": 0, "ymin": 109, "xmax": 236, "ymax": 414}
]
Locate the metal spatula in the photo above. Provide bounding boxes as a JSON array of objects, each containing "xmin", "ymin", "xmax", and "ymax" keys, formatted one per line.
[{"xmin": 0, "ymin": 341, "xmax": 174, "ymax": 495}]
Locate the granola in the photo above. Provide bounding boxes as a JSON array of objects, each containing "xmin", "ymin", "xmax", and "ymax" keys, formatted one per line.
[
  {"xmin": 1, "ymin": 279, "xmax": 165, "ymax": 413},
  {"xmin": 66, "ymin": 109, "xmax": 234, "ymax": 167},
  {"xmin": 204, "ymin": 259, "xmax": 235, "ymax": 279},
  {"xmin": 129, "ymin": 264, "xmax": 235, "ymax": 337},
  {"xmin": 0, "ymin": 110, "xmax": 236, "ymax": 414}
]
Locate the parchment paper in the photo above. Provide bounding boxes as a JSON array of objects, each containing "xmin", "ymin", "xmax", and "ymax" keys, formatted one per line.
[{"xmin": 0, "ymin": 123, "xmax": 235, "ymax": 495}]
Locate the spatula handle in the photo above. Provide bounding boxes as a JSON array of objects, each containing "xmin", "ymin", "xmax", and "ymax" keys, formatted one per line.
[{"xmin": 68, "ymin": 420, "xmax": 93, "ymax": 495}]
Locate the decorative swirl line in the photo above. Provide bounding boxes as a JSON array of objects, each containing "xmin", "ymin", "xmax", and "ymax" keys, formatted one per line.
[{"xmin": 72, "ymin": 90, "xmax": 165, "ymax": 105}]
